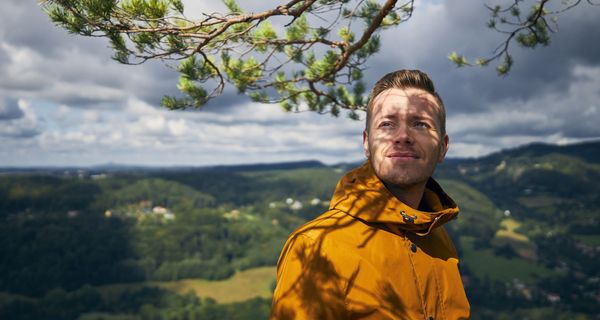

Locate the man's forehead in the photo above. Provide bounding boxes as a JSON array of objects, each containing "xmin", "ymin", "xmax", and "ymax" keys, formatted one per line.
[{"xmin": 371, "ymin": 88, "xmax": 441, "ymax": 115}]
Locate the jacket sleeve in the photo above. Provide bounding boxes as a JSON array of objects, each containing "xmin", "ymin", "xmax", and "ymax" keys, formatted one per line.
[{"xmin": 270, "ymin": 233, "xmax": 347, "ymax": 320}]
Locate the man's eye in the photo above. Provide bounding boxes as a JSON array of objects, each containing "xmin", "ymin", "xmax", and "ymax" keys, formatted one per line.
[
  {"xmin": 379, "ymin": 121, "xmax": 393, "ymax": 128},
  {"xmin": 414, "ymin": 121, "xmax": 431, "ymax": 129}
]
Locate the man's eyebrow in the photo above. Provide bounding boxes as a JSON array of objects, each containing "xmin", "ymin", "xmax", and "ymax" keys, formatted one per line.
[
  {"xmin": 408, "ymin": 113, "xmax": 435, "ymax": 120},
  {"xmin": 376, "ymin": 113, "xmax": 398, "ymax": 121}
]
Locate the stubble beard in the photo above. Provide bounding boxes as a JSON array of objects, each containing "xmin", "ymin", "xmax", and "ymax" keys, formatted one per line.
[{"xmin": 375, "ymin": 161, "xmax": 433, "ymax": 191}]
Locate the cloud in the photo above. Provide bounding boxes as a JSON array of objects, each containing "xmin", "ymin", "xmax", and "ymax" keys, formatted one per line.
[
  {"xmin": 369, "ymin": 0, "xmax": 600, "ymax": 110},
  {"xmin": 0, "ymin": 1, "xmax": 182, "ymax": 109},
  {"xmin": 6, "ymin": 95, "xmax": 364, "ymax": 166},
  {"xmin": 0, "ymin": 0, "xmax": 87, "ymax": 57},
  {"xmin": 0, "ymin": 97, "xmax": 24, "ymax": 120},
  {"xmin": 0, "ymin": 0, "xmax": 598, "ymax": 166},
  {"xmin": 0, "ymin": 99, "xmax": 41, "ymax": 138},
  {"xmin": 443, "ymin": 63, "xmax": 600, "ymax": 157}
]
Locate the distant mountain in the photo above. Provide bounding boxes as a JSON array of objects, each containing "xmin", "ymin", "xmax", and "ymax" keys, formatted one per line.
[
  {"xmin": 201, "ymin": 160, "xmax": 326, "ymax": 172},
  {"xmin": 445, "ymin": 140, "xmax": 600, "ymax": 165},
  {"xmin": 497, "ymin": 140, "xmax": 600, "ymax": 163}
]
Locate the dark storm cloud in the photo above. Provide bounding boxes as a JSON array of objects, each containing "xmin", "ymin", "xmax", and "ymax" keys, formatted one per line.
[
  {"xmin": 360, "ymin": 0, "xmax": 600, "ymax": 149},
  {"xmin": 201, "ymin": 88, "xmax": 254, "ymax": 112},
  {"xmin": 0, "ymin": 2, "xmax": 226, "ymax": 110},
  {"xmin": 1, "ymin": 127, "xmax": 40, "ymax": 139},
  {"xmin": 368, "ymin": 1, "xmax": 600, "ymax": 110},
  {"xmin": 0, "ymin": 0, "xmax": 182, "ymax": 110},
  {"xmin": 1, "ymin": 0, "xmax": 109, "ymax": 59},
  {"xmin": 475, "ymin": 3, "xmax": 600, "ymax": 104},
  {"xmin": 0, "ymin": 99, "xmax": 41, "ymax": 139},
  {"xmin": 0, "ymin": 97, "xmax": 24, "ymax": 120}
]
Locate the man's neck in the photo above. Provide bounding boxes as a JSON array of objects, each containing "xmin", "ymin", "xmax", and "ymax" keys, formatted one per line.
[{"xmin": 383, "ymin": 181, "xmax": 426, "ymax": 209}]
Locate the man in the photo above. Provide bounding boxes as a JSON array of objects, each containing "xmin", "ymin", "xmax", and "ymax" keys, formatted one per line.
[{"xmin": 271, "ymin": 70, "xmax": 470, "ymax": 319}]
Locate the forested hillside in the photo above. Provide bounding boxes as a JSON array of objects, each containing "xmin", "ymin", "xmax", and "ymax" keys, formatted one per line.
[{"xmin": 1, "ymin": 141, "xmax": 598, "ymax": 319}]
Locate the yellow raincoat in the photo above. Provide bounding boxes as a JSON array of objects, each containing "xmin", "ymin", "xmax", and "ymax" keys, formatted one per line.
[{"xmin": 271, "ymin": 161, "xmax": 470, "ymax": 319}]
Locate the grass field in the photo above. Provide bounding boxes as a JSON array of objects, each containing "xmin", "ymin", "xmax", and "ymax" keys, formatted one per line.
[
  {"xmin": 154, "ymin": 266, "xmax": 276, "ymax": 303},
  {"xmin": 517, "ymin": 195, "xmax": 560, "ymax": 209},
  {"xmin": 96, "ymin": 266, "xmax": 276, "ymax": 304},
  {"xmin": 493, "ymin": 218, "xmax": 539, "ymax": 259},
  {"xmin": 495, "ymin": 218, "xmax": 529, "ymax": 242},
  {"xmin": 460, "ymin": 236, "xmax": 554, "ymax": 284}
]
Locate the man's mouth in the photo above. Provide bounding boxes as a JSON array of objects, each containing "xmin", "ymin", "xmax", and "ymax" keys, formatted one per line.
[{"xmin": 387, "ymin": 151, "xmax": 419, "ymax": 159}]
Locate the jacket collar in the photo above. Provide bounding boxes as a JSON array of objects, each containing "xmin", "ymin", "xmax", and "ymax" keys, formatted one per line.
[{"xmin": 328, "ymin": 161, "xmax": 459, "ymax": 236}]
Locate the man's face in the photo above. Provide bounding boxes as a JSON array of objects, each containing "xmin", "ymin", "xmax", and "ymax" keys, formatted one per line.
[{"xmin": 363, "ymin": 87, "xmax": 449, "ymax": 190}]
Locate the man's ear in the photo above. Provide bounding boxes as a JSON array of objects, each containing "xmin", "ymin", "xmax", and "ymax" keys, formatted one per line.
[
  {"xmin": 438, "ymin": 134, "xmax": 449, "ymax": 163},
  {"xmin": 363, "ymin": 130, "xmax": 370, "ymax": 158}
]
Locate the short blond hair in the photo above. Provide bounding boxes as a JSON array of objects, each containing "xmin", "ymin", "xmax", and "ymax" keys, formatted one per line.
[{"xmin": 366, "ymin": 70, "xmax": 446, "ymax": 136}]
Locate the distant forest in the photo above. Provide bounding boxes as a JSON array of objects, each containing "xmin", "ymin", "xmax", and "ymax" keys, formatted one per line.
[{"xmin": 1, "ymin": 141, "xmax": 599, "ymax": 319}]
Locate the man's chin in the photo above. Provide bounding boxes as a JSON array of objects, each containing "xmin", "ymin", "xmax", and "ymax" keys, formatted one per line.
[
  {"xmin": 378, "ymin": 171, "xmax": 422, "ymax": 188},
  {"xmin": 379, "ymin": 161, "xmax": 433, "ymax": 184}
]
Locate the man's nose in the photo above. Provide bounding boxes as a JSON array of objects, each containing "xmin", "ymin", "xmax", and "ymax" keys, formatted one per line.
[{"xmin": 393, "ymin": 125, "xmax": 413, "ymax": 144}]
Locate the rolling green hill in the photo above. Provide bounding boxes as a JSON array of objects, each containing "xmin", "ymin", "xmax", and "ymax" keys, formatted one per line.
[{"xmin": 0, "ymin": 141, "xmax": 598, "ymax": 319}]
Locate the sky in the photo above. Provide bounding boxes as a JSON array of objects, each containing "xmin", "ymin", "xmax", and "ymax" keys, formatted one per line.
[{"xmin": 1, "ymin": 0, "xmax": 599, "ymax": 167}]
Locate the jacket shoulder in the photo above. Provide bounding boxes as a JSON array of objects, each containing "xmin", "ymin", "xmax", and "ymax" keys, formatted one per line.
[
  {"xmin": 289, "ymin": 209, "xmax": 354, "ymax": 241},
  {"xmin": 272, "ymin": 210, "xmax": 352, "ymax": 319}
]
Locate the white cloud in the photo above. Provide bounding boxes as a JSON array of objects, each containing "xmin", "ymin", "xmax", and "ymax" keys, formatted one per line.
[
  {"xmin": 63, "ymin": 131, "xmax": 97, "ymax": 144},
  {"xmin": 167, "ymin": 118, "xmax": 189, "ymax": 136}
]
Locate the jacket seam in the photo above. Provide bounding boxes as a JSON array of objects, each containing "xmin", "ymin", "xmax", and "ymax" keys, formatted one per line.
[
  {"xmin": 432, "ymin": 259, "xmax": 446, "ymax": 319},
  {"xmin": 406, "ymin": 243, "xmax": 428, "ymax": 320}
]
